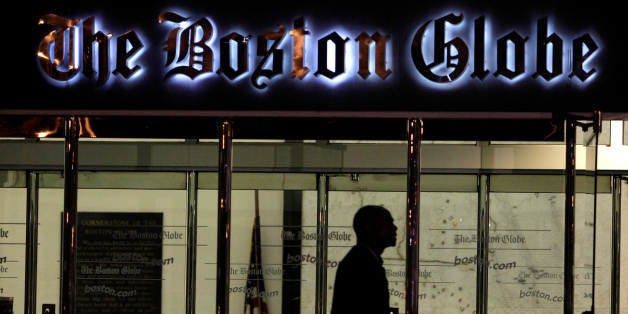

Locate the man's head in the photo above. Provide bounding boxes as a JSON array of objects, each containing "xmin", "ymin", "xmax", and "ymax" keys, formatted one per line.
[{"xmin": 353, "ymin": 205, "xmax": 397, "ymax": 253}]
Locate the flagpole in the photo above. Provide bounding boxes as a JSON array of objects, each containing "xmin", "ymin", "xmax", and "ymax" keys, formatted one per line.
[
  {"xmin": 255, "ymin": 189, "xmax": 260, "ymax": 217},
  {"xmin": 245, "ymin": 189, "xmax": 268, "ymax": 314}
]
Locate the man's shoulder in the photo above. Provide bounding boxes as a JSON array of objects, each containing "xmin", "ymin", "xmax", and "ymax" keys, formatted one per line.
[{"xmin": 339, "ymin": 245, "xmax": 377, "ymax": 266}]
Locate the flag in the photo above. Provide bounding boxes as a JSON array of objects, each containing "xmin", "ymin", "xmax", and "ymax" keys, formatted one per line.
[{"xmin": 244, "ymin": 190, "xmax": 269, "ymax": 314}]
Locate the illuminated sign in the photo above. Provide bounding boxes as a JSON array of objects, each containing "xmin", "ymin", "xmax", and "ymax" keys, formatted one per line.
[{"xmin": 36, "ymin": 11, "xmax": 600, "ymax": 90}]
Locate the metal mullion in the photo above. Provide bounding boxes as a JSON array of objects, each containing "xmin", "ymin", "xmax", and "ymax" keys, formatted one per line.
[
  {"xmin": 186, "ymin": 171, "xmax": 199, "ymax": 314},
  {"xmin": 25, "ymin": 171, "xmax": 39, "ymax": 314}
]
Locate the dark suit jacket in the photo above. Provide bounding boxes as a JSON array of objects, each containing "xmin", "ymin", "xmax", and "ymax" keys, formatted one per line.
[{"xmin": 331, "ymin": 244, "xmax": 390, "ymax": 314}]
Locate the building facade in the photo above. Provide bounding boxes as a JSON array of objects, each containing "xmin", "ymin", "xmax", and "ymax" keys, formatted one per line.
[{"xmin": 1, "ymin": 0, "xmax": 627, "ymax": 313}]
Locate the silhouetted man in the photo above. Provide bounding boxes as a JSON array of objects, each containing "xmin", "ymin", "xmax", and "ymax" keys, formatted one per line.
[{"xmin": 331, "ymin": 205, "xmax": 398, "ymax": 314}]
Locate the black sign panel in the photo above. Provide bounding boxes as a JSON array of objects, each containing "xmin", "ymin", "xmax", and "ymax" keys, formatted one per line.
[
  {"xmin": 0, "ymin": 297, "xmax": 13, "ymax": 314},
  {"xmin": 76, "ymin": 212, "xmax": 163, "ymax": 314},
  {"xmin": 9, "ymin": 0, "xmax": 625, "ymax": 115}
]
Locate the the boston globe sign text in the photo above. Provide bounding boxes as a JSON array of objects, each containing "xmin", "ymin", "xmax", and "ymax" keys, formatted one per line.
[{"xmin": 37, "ymin": 11, "xmax": 599, "ymax": 90}]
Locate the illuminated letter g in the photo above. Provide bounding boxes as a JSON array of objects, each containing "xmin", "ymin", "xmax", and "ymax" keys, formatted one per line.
[{"xmin": 411, "ymin": 13, "xmax": 468, "ymax": 83}]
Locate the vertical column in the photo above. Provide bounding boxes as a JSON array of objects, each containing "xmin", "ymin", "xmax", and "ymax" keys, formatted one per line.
[
  {"xmin": 186, "ymin": 171, "xmax": 199, "ymax": 314},
  {"xmin": 315, "ymin": 174, "xmax": 329, "ymax": 314},
  {"xmin": 24, "ymin": 171, "xmax": 39, "ymax": 314},
  {"xmin": 61, "ymin": 116, "xmax": 79, "ymax": 314},
  {"xmin": 610, "ymin": 176, "xmax": 622, "ymax": 314},
  {"xmin": 564, "ymin": 119, "xmax": 576, "ymax": 313},
  {"xmin": 590, "ymin": 110, "xmax": 600, "ymax": 313},
  {"xmin": 406, "ymin": 118, "xmax": 422, "ymax": 314},
  {"xmin": 476, "ymin": 175, "xmax": 489, "ymax": 314},
  {"xmin": 216, "ymin": 121, "xmax": 233, "ymax": 314}
]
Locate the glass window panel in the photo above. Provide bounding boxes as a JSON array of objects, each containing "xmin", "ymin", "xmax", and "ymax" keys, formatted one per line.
[
  {"xmin": 574, "ymin": 175, "xmax": 613, "ymax": 313},
  {"xmin": 577, "ymin": 188, "xmax": 614, "ymax": 313},
  {"xmin": 325, "ymin": 173, "xmax": 477, "ymax": 314},
  {"xmin": 198, "ymin": 172, "xmax": 316, "ymax": 314},
  {"xmin": 196, "ymin": 185, "xmax": 217, "ymax": 313},
  {"xmin": 0, "ymin": 171, "xmax": 26, "ymax": 314},
  {"xmin": 577, "ymin": 126, "xmax": 612, "ymax": 314},
  {"xmin": 326, "ymin": 174, "xmax": 408, "ymax": 313},
  {"xmin": 299, "ymin": 189, "xmax": 318, "ymax": 313},
  {"xmin": 37, "ymin": 173, "xmax": 63, "ymax": 312},
  {"xmin": 325, "ymin": 189, "xmax": 407, "ymax": 313},
  {"xmin": 37, "ymin": 171, "xmax": 187, "ymax": 314},
  {"xmin": 419, "ymin": 176, "xmax": 478, "ymax": 313},
  {"xmin": 489, "ymin": 185, "xmax": 564, "ymax": 312},
  {"xmin": 487, "ymin": 174, "xmax": 612, "ymax": 313},
  {"xmin": 575, "ymin": 174, "xmax": 595, "ymax": 313},
  {"xmin": 489, "ymin": 174, "xmax": 566, "ymax": 313},
  {"xmin": 226, "ymin": 189, "xmax": 284, "ymax": 312}
]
